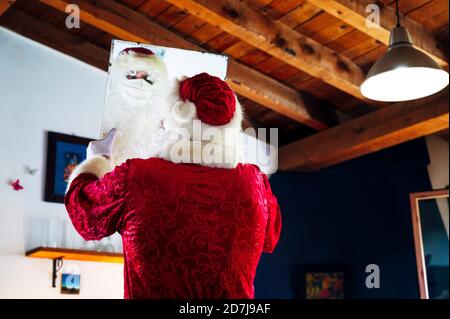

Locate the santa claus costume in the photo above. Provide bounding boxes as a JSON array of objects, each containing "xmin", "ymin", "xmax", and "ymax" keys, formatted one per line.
[{"xmin": 65, "ymin": 56, "xmax": 282, "ymax": 298}]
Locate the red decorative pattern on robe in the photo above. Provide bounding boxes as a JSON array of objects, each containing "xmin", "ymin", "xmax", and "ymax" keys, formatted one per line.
[{"xmin": 65, "ymin": 158, "xmax": 281, "ymax": 299}]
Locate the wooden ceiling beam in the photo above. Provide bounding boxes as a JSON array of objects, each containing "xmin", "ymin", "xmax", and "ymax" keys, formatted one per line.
[
  {"xmin": 0, "ymin": 10, "xmax": 284, "ymax": 135},
  {"xmin": 0, "ymin": 8, "xmax": 109, "ymax": 70},
  {"xmin": 37, "ymin": 0, "xmax": 341, "ymax": 130},
  {"xmin": 164, "ymin": 0, "xmax": 368, "ymax": 102},
  {"xmin": 0, "ymin": 0, "xmax": 15, "ymax": 16},
  {"xmin": 307, "ymin": 0, "xmax": 448, "ymax": 67},
  {"xmin": 227, "ymin": 61, "xmax": 346, "ymax": 128},
  {"xmin": 279, "ymin": 89, "xmax": 449, "ymax": 171}
]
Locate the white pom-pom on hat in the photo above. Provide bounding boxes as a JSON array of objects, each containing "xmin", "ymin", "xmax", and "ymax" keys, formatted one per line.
[{"xmin": 171, "ymin": 100, "xmax": 196, "ymax": 123}]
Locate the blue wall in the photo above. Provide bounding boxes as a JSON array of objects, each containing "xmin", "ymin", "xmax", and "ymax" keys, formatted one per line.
[{"xmin": 254, "ymin": 138, "xmax": 433, "ymax": 299}]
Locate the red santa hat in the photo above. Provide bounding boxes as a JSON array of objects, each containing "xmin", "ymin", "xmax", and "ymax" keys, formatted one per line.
[
  {"xmin": 178, "ymin": 73, "xmax": 238, "ymax": 127},
  {"xmin": 119, "ymin": 47, "xmax": 155, "ymax": 57}
]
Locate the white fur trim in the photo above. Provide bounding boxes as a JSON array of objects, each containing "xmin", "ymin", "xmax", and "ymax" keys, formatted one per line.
[
  {"xmin": 66, "ymin": 156, "xmax": 114, "ymax": 193},
  {"xmin": 113, "ymin": 52, "xmax": 166, "ymax": 77}
]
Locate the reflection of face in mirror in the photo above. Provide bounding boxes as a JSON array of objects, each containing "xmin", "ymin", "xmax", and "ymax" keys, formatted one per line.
[
  {"xmin": 112, "ymin": 50, "xmax": 168, "ymax": 107},
  {"xmin": 417, "ymin": 197, "xmax": 449, "ymax": 299}
]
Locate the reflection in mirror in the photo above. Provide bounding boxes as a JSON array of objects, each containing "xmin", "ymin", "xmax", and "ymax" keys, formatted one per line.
[{"xmin": 410, "ymin": 190, "xmax": 449, "ymax": 299}]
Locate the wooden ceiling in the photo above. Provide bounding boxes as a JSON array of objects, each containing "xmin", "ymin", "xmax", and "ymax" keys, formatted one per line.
[{"xmin": 1, "ymin": 0, "xmax": 448, "ymax": 170}]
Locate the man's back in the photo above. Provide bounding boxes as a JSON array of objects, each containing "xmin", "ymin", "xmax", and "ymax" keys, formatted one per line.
[{"xmin": 66, "ymin": 157, "xmax": 281, "ymax": 299}]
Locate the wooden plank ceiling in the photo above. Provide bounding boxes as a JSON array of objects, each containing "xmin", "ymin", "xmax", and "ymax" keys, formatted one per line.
[{"xmin": 0, "ymin": 0, "xmax": 448, "ymax": 170}]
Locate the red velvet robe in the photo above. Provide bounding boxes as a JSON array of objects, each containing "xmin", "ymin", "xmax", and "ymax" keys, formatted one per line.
[{"xmin": 65, "ymin": 157, "xmax": 281, "ymax": 298}]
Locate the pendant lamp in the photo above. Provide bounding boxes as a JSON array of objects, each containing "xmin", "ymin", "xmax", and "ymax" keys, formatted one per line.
[{"xmin": 360, "ymin": 0, "xmax": 449, "ymax": 102}]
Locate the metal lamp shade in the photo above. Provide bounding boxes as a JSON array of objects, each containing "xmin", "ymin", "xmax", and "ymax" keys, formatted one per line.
[{"xmin": 361, "ymin": 27, "xmax": 449, "ymax": 102}]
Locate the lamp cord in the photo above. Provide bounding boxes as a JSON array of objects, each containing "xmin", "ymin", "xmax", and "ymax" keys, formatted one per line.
[{"xmin": 395, "ymin": 0, "xmax": 401, "ymax": 27}]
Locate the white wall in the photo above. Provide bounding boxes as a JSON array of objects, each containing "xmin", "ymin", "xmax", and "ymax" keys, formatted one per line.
[
  {"xmin": 426, "ymin": 135, "xmax": 449, "ymax": 237},
  {"xmin": 0, "ymin": 28, "xmax": 123, "ymax": 298},
  {"xmin": 426, "ymin": 135, "xmax": 449, "ymax": 190}
]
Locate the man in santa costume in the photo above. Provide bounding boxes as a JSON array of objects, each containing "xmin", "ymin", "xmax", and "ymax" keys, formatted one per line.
[{"xmin": 65, "ymin": 48, "xmax": 282, "ymax": 299}]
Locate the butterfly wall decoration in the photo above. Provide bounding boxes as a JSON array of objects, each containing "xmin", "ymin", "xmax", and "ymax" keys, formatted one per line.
[
  {"xmin": 23, "ymin": 165, "xmax": 38, "ymax": 176},
  {"xmin": 10, "ymin": 179, "xmax": 24, "ymax": 191}
]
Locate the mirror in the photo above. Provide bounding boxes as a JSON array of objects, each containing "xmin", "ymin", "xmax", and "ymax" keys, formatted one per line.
[{"xmin": 410, "ymin": 189, "xmax": 449, "ymax": 299}]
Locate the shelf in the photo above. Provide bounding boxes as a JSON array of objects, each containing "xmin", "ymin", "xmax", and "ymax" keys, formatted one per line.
[{"xmin": 26, "ymin": 247, "xmax": 124, "ymax": 264}]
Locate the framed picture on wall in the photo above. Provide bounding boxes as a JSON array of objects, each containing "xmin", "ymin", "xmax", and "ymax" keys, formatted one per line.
[
  {"xmin": 298, "ymin": 265, "xmax": 348, "ymax": 299},
  {"xmin": 44, "ymin": 131, "xmax": 92, "ymax": 203},
  {"xmin": 61, "ymin": 273, "xmax": 81, "ymax": 295}
]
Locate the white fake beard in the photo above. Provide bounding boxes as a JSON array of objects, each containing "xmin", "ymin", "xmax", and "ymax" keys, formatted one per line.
[{"xmin": 103, "ymin": 81, "xmax": 170, "ymax": 166}]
